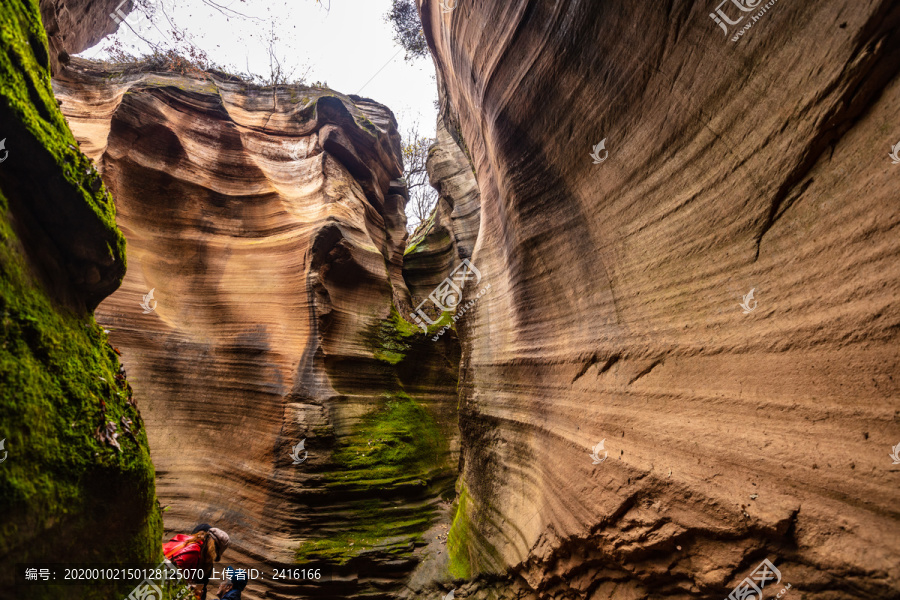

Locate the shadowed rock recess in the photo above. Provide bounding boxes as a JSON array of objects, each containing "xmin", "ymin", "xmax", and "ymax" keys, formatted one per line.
[{"xmin": 12, "ymin": 0, "xmax": 897, "ymax": 598}]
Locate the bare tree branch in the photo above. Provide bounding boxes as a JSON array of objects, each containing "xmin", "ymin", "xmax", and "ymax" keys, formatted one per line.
[{"xmin": 402, "ymin": 124, "xmax": 438, "ymax": 233}]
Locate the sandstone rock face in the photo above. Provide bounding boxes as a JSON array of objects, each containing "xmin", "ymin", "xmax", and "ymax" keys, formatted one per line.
[
  {"xmin": 40, "ymin": 0, "xmax": 127, "ymax": 73},
  {"xmin": 416, "ymin": 0, "xmax": 900, "ymax": 597},
  {"xmin": 403, "ymin": 116, "xmax": 481, "ymax": 306},
  {"xmin": 55, "ymin": 60, "xmax": 461, "ymax": 599}
]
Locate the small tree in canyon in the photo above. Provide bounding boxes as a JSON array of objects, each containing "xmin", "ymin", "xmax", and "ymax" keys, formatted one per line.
[
  {"xmin": 403, "ymin": 126, "xmax": 438, "ymax": 233},
  {"xmin": 387, "ymin": 0, "xmax": 429, "ymax": 61},
  {"xmin": 105, "ymin": 0, "xmax": 312, "ymax": 86}
]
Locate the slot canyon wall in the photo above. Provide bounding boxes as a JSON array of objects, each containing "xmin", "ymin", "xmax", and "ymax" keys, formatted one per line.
[
  {"xmin": 54, "ymin": 60, "xmax": 463, "ymax": 599},
  {"xmin": 0, "ymin": 1, "xmax": 162, "ymax": 599},
  {"xmin": 415, "ymin": 0, "xmax": 900, "ymax": 598},
  {"xmin": 5, "ymin": 0, "xmax": 898, "ymax": 599}
]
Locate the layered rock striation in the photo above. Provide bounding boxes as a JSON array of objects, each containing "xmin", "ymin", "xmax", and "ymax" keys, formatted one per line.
[
  {"xmin": 31, "ymin": 0, "xmax": 900, "ymax": 598},
  {"xmin": 403, "ymin": 112, "xmax": 481, "ymax": 306},
  {"xmin": 55, "ymin": 60, "xmax": 462, "ymax": 599},
  {"xmin": 412, "ymin": 0, "xmax": 900, "ymax": 598}
]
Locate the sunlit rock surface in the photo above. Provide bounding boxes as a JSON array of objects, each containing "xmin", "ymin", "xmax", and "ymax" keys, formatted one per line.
[
  {"xmin": 55, "ymin": 59, "xmax": 461, "ymax": 599},
  {"xmin": 415, "ymin": 0, "xmax": 900, "ymax": 598}
]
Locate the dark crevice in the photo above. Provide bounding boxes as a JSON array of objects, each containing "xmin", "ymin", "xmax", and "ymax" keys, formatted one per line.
[
  {"xmin": 754, "ymin": 0, "xmax": 900, "ymax": 260},
  {"xmin": 627, "ymin": 359, "xmax": 663, "ymax": 385}
]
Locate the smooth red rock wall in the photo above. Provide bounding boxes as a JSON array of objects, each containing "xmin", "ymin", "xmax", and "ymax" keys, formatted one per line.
[{"xmin": 417, "ymin": 0, "xmax": 900, "ymax": 597}]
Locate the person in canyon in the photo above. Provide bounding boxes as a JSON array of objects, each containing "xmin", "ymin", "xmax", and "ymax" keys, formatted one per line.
[
  {"xmin": 163, "ymin": 527, "xmax": 231, "ymax": 600},
  {"xmin": 214, "ymin": 567, "xmax": 248, "ymax": 600}
]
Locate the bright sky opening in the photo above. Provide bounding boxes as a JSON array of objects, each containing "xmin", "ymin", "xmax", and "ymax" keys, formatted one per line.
[{"xmin": 79, "ymin": 0, "xmax": 438, "ymax": 140}]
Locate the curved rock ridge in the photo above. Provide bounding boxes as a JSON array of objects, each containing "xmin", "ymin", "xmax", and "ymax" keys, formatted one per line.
[
  {"xmin": 416, "ymin": 0, "xmax": 900, "ymax": 598},
  {"xmin": 55, "ymin": 59, "xmax": 461, "ymax": 599}
]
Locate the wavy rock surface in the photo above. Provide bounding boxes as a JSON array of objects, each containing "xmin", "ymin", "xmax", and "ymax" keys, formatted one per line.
[
  {"xmin": 416, "ymin": 0, "xmax": 900, "ymax": 598},
  {"xmin": 403, "ymin": 115, "xmax": 481, "ymax": 306},
  {"xmin": 55, "ymin": 60, "xmax": 461, "ymax": 599}
]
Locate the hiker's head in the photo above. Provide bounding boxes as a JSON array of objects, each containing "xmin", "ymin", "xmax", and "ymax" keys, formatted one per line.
[
  {"xmin": 191, "ymin": 523, "xmax": 211, "ymax": 534},
  {"xmin": 227, "ymin": 567, "xmax": 248, "ymax": 590},
  {"xmin": 217, "ymin": 567, "xmax": 247, "ymax": 597},
  {"xmin": 207, "ymin": 528, "xmax": 230, "ymax": 561}
]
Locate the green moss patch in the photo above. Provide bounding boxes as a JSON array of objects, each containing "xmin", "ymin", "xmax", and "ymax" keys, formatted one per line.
[
  {"xmin": 0, "ymin": 0, "xmax": 125, "ymax": 265},
  {"xmin": 0, "ymin": 186, "xmax": 162, "ymax": 593},
  {"xmin": 367, "ymin": 306, "xmax": 453, "ymax": 365},
  {"xmin": 0, "ymin": 0, "xmax": 161, "ymax": 591},
  {"xmin": 446, "ymin": 484, "xmax": 473, "ymax": 579},
  {"xmin": 295, "ymin": 392, "xmax": 449, "ymax": 565},
  {"xmin": 328, "ymin": 391, "xmax": 443, "ymax": 487},
  {"xmin": 445, "ymin": 482, "xmax": 504, "ymax": 580},
  {"xmin": 369, "ymin": 307, "xmax": 421, "ymax": 365}
]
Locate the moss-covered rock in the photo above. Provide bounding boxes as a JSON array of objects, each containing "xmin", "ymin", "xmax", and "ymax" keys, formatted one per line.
[
  {"xmin": 295, "ymin": 391, "xmax": 448, "ymax": 565},
  {"xmin": 0, "ymin": 0, "xmax": 126, "ymax": 311},
  {"xmin": 366, "ymin": 305, "xmax": 454, "ymax": 366},
  {"xmin": 0, "ymin": 0, "xmax": 163, "ymax": 596},
  {"xmin": 446, "ymin": 482, "xmax": 504, "ymax": 581},
  {"xmin": 446, "ymin": 484, "xmax": 474, "ymax": 579}
]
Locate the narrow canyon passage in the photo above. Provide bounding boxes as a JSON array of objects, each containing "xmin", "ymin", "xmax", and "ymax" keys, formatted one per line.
[{"xmin": 0, "ymin": 0, "xmax": 898, "ymax": 599}]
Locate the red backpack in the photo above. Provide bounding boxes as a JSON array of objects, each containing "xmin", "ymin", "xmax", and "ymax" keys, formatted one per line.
[{"xmin": 163, "ymin": 534, "xmax": 204, "ymax": 570}]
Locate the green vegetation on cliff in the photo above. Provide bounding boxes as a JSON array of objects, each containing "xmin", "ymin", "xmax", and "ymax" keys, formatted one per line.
[
  {"xmin": 0, "ymin": 0, "xmax": 125, "ymax": 262},
  {"xmin": 370, "ymin": 307, "xmax": 422, "ymax": 365},
  {"xmin": 295, "ymin": 391, "xmax": 446, "ymax": 564},
  {"xmin": 0, "ymin": 185, "xmax": 161, "ymax": 595},
  {"xmin": 446, "ymin": 485, "xmax": 473, "ymax": 579},
  {"xmin": 0, "ymin": 0, "xmax": 162, "ymax": 595},
  {"xmin": 446, "ymin": 482, "xmax": 504, "ymax": 580},
  {"xmin": 367, "ymin": 306, "xmax": 453, "ymax": 366},
  {"xmin": 329, "ymin": 391, "xmax": 443, "ymax": 488}
]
